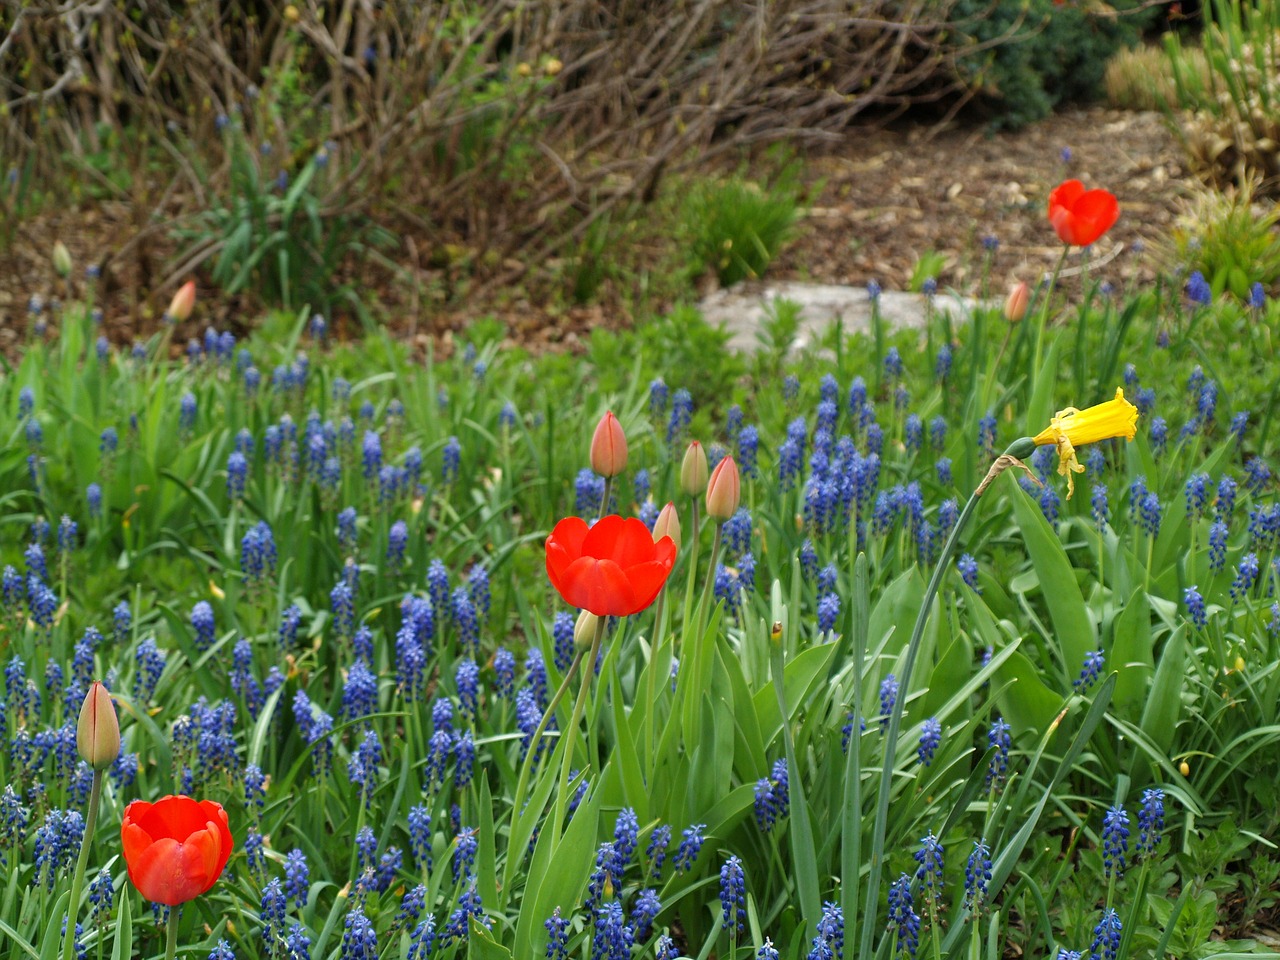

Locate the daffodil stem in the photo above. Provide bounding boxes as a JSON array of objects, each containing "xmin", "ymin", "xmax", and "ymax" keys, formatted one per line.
[
  {"xmin": 858, "ymin": 442, "xmax": 1021, "ymax": 960},
  {"xmin": 164, "ymin": 906, "xmax": 178, "ymax": 960},
  {"xmin": 62, "ymin": 769, "xmax": 102, "ymax": 960},
  {"xmin": 552, "ymin": 615, "xmax": 606, "ymax": 845}
]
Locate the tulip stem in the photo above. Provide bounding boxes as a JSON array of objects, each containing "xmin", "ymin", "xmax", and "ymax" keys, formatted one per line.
[
  {"xmin": 644, "ymin": 589, "xmax": 668, "ymax": 772},
  {"xmin": 697, "ymin": 524, "xmax": 724, "ymax": 631},
  {"xmin": 1032, "ymin": 247, "xmax": 1071, "ymax": 379},
  {"xmin": 164, "ymin": 906, "xmax": 179, "ymax": 960},
  {"xmin": 551, "ymin": 614, "xmax": 605, "ymax": 846},
  {"xmin": 61, "ymin": 769, "xmax": 102, "ymax": 960}
]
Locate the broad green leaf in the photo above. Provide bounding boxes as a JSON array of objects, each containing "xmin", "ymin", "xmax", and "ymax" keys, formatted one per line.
[
  {"xmin": 38, "ymin": 892, "xmax": 69, "ymax": 960},
  {"xmin": 1109, "ymin": 588, "xmax": 1154, "ymax": 714},
  {"xmin": 1140, "ymin": 623, "xmax": 1188, "ymax": 755},
  {"xmin": 468, "ymin": 919, "xmax": 513, "ymax": 959},
  {"xmin": 752, "ymin": 644, "xmax": 837, "ymax": 744},
  {"xmin": 516, "ymin": 776, "xmax": 601, "ymax": 956},
  {"xmin": 992, "ymin": 650, "xmax": 1062, "ymax": 736},
  {"xmin": 772, "ymin": 643, "xmax": 820, "ymax": 935},
  {"xmin": 922, "ymin": 624, "xmax": 971, "ymax": 718},
  {"xmin": 0, "ymin": 922, "xmax": 37, "ymax": 960},
  {"xmin": 1023, "ymin": 337, "xmax": 1064, "ymax": 436},
  {"xmin": 608, "ymin": 672, "xmax": 648, "ymax": 821},
  {"xmin": 867, "ymin": 567, "xmax": 925, "ymax": 665},
  {"xmin": 110, "ymin": 891, "xmax": 131, "ymax": 960},
  {"xmin": 1009, "ymin": 483, "xmax": 1095, "ymax": 681},
  {"xmin": 718, "ymin": 641, "xmax": 767, "ymax": 781}
]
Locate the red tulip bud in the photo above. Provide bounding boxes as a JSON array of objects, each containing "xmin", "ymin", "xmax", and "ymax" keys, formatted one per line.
[
  {"xmin": 652, "ymin": 501, "xmax": 681, "ymax": 550},
  {"xmin": 680, "ymin": 441, "xmax": 708, "ymax": 496},
  {"xmin": 705, "ymin": 456, "xmax": 740, "ymax": 521},
  {"xmin": 589, "ymin": 411, "xmax": 628, "ymax": 478},
  {"xmin": 77, "ymin": 681, "xmax": 120, "ymax": 772},
  {"xmin": 1004, "ymin": 281, "xmax": 1031, "ymax": 324},
  {"xmin": 167, "ymin": 281, "xmax": 197, "ymax": 323}
]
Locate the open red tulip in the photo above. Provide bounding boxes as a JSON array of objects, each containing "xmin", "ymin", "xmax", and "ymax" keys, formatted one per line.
[
  {"xmin": 545, "ymin": 515, "xmax": 677, "ymax": 617},
  {"xmin": 1047, "ymin": 179, "xmax": 1119, "ymax": 247},
  {"xmin": 121, "ymin": 796, "xmax": 233, "ymax": 906}
]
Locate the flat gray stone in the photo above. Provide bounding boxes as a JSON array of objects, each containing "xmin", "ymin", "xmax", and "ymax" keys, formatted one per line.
[{"xmin": 699, "ymin": 282, "xmax": 979, "ymax": 353}]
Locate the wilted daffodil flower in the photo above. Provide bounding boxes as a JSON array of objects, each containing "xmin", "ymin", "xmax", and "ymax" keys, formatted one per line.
[{"xmin": 1033, "ymin": 387, "xmax": 1139, "ymax": 499}]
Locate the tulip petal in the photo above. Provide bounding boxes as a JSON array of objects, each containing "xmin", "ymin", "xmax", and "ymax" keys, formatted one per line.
[
  {"xmin": 547, "ymin": 516, "xmax": 590, "ymax": 557},
  {"xmin": 186, "ymin": 822, "xmax": 226, "ymax": 895},
  {"xmin": 545, "ymin": 540, "xmax": 576, "ymax": 591},
  {"xmin": 1050, "ymin": 207, "xmax": 1079, "ymax": 246},
  {"xmin": 624, "ymin": 559, "xmax": 676, "ymax": 611},
  {"xmin": 546, "ymin": 516, "xmax": 592, "ymax": 597},
  {"xmin": 122, "ymin": 821, "xmax": 155, "ymax": 867},
  {"xmin": 583, "ymin": 515, "xmax": 656, "ymax": 568},
  {"xmin": 653, "ymin": 535, "xmax": 677, "ymax": 568},
  {"xmin": 124, "ymin": 836, "xmax": 210, "ymax": 906},
  {"xmin": 557, "ymin": 556, "xmax": 638, "ymax": 616},
  {"xmin": 579, "ymin": 515, "xmax": 626, "ymax": 561},
  {"xmin": 1074, "ymin": 190, "xmax": 1119, "ymax": 245},
  {"xmin": 198, "ymin": 800, "xmax": 234, "ymax": 877},
  {"xmin": 1048, "ymin": 179, "xmax": 1084, "ymax": 209},
  {"xmin": 555, "ymin": 556, "xmax": 597, "ymax": 610},
  {"xmin": 132, "ymin": 795, "xmax": 210, "ymax": 840}
]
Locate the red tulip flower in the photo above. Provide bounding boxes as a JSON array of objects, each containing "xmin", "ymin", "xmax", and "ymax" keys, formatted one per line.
[
  {"xmin": 1048, "ymin": 180, "xmax": 1119, "ymax": 247},
  {"xmin": 545, "ymin": 515, "xmax": 677, "ymax": 617},
  {"xmin": 121, "ymin": 796, "xmax": 233, "ymax": 905}
]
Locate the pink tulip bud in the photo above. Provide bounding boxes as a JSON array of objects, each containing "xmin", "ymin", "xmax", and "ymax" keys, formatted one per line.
[
  {"xmin": 680, "ymin": 441, "xmax": 708, "ymax": 497},
  {"xmin": 77, "ymin": 681, "xmax": 120, "ymax": 772},
  {"xmin": 652, "ymin": 501, "xmax": 681, "ymax": 550},
  {"xmin": 705, "ymin": 455, "xmax": 741, "ymax": 521},
  {"xmin": 167, "ymin": 281, "xmax": 197, "ymax": 323},
  {"xmin": 589, "ymin": 411, "xmax": 628, "ymax": 478},
  {"xmin": 1004, "ymin": 281, "xmax": 1031, "ymax": 324}
]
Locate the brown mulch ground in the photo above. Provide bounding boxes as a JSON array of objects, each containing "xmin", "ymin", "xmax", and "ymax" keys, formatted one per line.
[
  {"xmin": 772, "ymin": 105, "xmax": 1193, "ymax": 295},
  {"xmin": 0, "ymin": 105, "xmax": 1195, "ymax": 359}
]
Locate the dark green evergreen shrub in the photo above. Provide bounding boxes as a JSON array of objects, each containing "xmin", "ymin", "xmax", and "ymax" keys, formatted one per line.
[{"xmin": 950, "ymin": 0, "xmax": 1162, "ymax": 130}]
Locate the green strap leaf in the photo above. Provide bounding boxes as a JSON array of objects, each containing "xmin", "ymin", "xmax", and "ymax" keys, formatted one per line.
[{"xmin": 1009, "ymin": 481, "xmax": 1095, "ymax": 682}]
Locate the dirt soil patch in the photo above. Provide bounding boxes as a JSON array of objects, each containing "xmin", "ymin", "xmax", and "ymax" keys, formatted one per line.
[{"xmin": 773, "ymin": 105, "xmax": 1192, "ymax": 295}]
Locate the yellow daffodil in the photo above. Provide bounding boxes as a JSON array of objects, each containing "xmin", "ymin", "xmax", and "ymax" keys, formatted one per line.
[{"xmin": 1032, "ymin": 387, "xmax": 1139, "ymax": 499}]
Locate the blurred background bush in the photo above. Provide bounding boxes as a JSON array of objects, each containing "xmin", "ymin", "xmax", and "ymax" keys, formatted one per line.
[{"xmin": 6, "ymin": 0, "xmax": 1268, "ymax": 325}]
